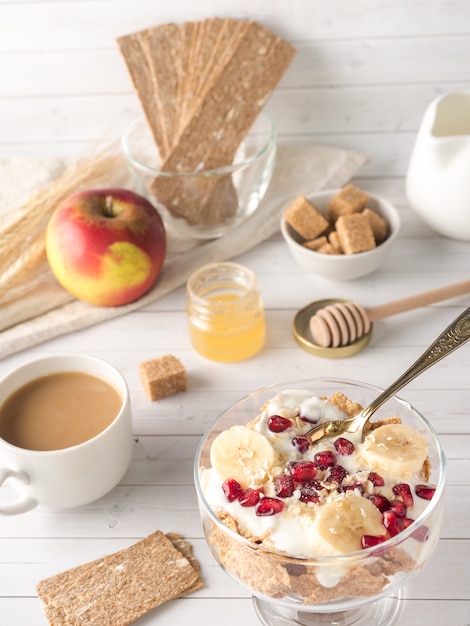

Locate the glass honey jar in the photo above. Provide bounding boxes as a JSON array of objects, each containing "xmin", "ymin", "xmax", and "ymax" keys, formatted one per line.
[{"xmin": 186, "ymin": 262, "xmax": 266, "ymax": 362}]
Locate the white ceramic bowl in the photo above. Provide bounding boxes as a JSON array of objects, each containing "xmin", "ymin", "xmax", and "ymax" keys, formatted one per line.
[{"xmin": 281, "ymin": 189, "xmax": 401, "ymax": 281}]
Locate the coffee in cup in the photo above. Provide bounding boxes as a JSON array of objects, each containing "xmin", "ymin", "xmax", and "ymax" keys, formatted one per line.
[
  {"xmin": 0, "ymin": 371, "xmax": 122, "ymax": 451},
  {"xmin": 0, "ymin": 354, "xmax": 133, "ymax": 515}
]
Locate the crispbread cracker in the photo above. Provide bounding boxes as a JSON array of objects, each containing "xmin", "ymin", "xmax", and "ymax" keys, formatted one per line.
[
  {"xmin": 143, "ymin": 23, "xmax": 182, "ymax": 155},
  {"xmin": 186, "ymin": 18, "xmax": 249, "ymax": 126},
  {"xmin": 42, "ymin": 605, "xmax": 68, "ymax": 626},
  {"xmin": 151, "ymin": 20, "xmax": 296, "ymax": 223},
  {"xmin": 162, "ymin": 20, "xmax": 295, "ymax": 170},
  {"xmin": 166, "ymin": 531, "xmax": 202, "ymax": 577},
  {"xmin": 117, "ymin": 32, "xmax": 166, "ymax": 157},
  {"xmin": 37, "ymin": 531, "xmax": 203, "ymax": 626},
  {"xmin": 118, "ymin": 18, "xmax": 296, "ymax": 226},
  {"xmin": 190, "ymin": 18, "xmax": 226, "ymax": 115},
  {"xmin": 176, "ymin": 21, "xmax": 198, "ymax": 137}
]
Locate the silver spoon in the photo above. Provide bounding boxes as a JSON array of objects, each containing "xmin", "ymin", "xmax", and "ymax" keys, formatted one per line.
[{"xmin": 306, "ymin": 306, "xmax": 470, "ymax": 445}]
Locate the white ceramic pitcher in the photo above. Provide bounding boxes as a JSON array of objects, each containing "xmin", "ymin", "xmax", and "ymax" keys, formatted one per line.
[{"xmin": 406, "ymin": 90, "xmax": 470, "ymax": 240}]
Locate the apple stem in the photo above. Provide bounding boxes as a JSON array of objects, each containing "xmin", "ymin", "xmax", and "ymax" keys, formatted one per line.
[{"xmin": 105, "ymin": 195, "xmax": 114, "ymax": 217}]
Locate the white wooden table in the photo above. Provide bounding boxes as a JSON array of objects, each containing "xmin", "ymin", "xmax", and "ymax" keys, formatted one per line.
[
  {"xmin": 1, "ymin": 195, "xmax": 469, "ymax": 624},
  {"xmin": 1, "ymin": 1, "xmax": 470, "ymax": 623}
]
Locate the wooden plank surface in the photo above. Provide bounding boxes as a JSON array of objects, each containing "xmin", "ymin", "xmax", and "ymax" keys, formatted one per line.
[{"xmin": 1, "ymin": 1, "xmax": 469, "ymax": 624}]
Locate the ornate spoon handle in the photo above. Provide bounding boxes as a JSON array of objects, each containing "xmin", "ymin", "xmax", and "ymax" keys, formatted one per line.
[
  {"xmin": 362, "ymin": 305, "xmax": 470, "ymax": 421},
  {"xmin": 307, "ymin": 306, "xmax": 470, "ymax": 442}
]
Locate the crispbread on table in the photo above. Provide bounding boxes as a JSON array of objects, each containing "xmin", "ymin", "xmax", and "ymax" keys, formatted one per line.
[{"xmin": 36, "ymin": 531, "xmax": 203, "ymax": 626}]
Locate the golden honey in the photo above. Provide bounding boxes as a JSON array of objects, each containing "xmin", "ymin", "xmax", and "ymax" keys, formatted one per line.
[{"xmin": 186, "ymin": 262, "xmax": 265, "ymax": 362}]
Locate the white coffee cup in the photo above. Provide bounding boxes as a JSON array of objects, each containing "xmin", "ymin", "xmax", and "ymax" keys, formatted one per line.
[{"xmin": 0, "ymin": 354, "xmax": 133, "ymax": 515}]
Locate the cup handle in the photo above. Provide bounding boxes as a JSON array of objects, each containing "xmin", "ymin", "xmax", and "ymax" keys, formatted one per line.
[{"xmin": 0, "ymin": 468, "xmax": 38, "ymax": 515}]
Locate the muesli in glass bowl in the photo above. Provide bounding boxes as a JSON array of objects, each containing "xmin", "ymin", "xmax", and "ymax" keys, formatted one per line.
[{"xmin": 194, "ymin": 378, "xmax": 446, "ymax": 626}]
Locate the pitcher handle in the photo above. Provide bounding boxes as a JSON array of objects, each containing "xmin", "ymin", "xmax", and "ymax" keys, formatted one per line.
[{"xmin": 0, "ymin": 468, "xmax": 37, "ymax": 515}]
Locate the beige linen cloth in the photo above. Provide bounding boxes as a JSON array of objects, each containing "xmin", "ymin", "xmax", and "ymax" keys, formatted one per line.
[{"xmin": 0, "ymin": 145, "xmax": 366, "ymax": 358}]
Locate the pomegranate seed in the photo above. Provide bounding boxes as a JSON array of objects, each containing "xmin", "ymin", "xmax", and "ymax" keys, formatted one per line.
[
  {"xmin": 412, "ymin": 526, "xmax": 430, "ymax": 542},
  {"xmin": 326, "ymin": 464, "xmax": 348, "ymax": 484},
  {"xmin": 361, "ymin": 534, "xmax": 388, "ymax": 549},
  {"xmin": 368, "ymin": 472, "xmax": 385, "ymax": 487},
  {"xmin": 368, "ymin": 493, "xmax": 390, "ymax": 513},
  {"xmin": 389, "ymin": 500, "xmax": 407, "ymax": 518},
  {"xmin": 256, "ymin": 497, "xmax": 284, "ymax": 516},
  {"xmin": 289, "ymin": 460, "xmax": 317, "ymax": 482},
  {"xmin": 393, "ymin": 483, "xmax": 414, "ymax": 508},
  {"xmin": 307, "ymin": 479, "xmax": 326, "ymax": 490},
  {"xmin": 402, "ymin": 518, "xmax": 430, "ymax": 542},
  {"xmin": 313, "ymin": 450, "xmax": 337, "ymax": 470},
  {"xmin": 299, "ymin": 480, "xmax": 320, "ymax": 503},
  {"xmin": 383, "ymin": 510, "xmax": 404, "ymax": 537},
  {"xmin": 292, "ymin": 436, "xmax": 310, "ymax": 454},
  {"xmin": 402, "ymin": 516, "xmax": 412, "ymax": 529},
  {"xmin": 339, "ymin": 482, "xmax": 365, "ymax": 495},
  {"xmin": 239, "ymin": 488, "xmax": 263, "ymax": 507},
  {"xmin": 268, "ymin": 415, "xmax": 293, "ymax": 433},
  {"xmin": 415, "ymin": 484, "xmax": 436, "ymax": 500},
  {"xmin": 334, "ymin": 437, "xmax": 355, "ymax": 455},
  {"xmin": 222, "ymin": 478, "xmax": 244, "ymax": 502},
  {"xmin": 300, "ymin": 414, "xmax": 319, "ymax": 424},
  {"xmin": 274, "ymin": 474, "xmax": 295, "ymax": 498},
  {"xmin": 402, "ymin": 517, "xmax": 413, "ymax": 529}
]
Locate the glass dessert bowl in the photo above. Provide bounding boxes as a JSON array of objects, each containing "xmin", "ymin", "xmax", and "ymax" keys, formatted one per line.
[{"xmin": 194, "ymin": 378, "xmax": 446, "ymax": 626}]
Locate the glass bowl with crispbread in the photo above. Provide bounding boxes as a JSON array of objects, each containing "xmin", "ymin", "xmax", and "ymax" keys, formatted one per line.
[
  {"xmin": 118, "ymin": 18, "xmax": 296, "ymax": 239},
  {"xmin": 194, "ymin": 378, "xmax": 445, "ymax": 626},
  {"xmin": 281, "ymin": 186, "xmax": 401, "ymax": 281},
  {"xmin": 123, "ymin": 111, "xmax": 276, "ymax": 239}
]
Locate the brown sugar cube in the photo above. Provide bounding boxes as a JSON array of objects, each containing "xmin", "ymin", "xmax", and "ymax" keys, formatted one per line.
[
  {"xmin": 284, "ymin": 195, "xmax": 329, "ymax": 240},
  {"xmin": 328, "ymin": 184, "xmax": 370, "ymax": 222},
  {"xmin": 316, "ymin": 242, "xmax": 342, "ymax": 255},
  {"xmin": 302, "ymin": 236, "xmax": 327, "ymax": 251},
  {"xmin": 139, "ymin": 355, "xmax": 187, "ymax": 401},
  {"xmin": 328, "ymin": 230, "xmax": 343, "ymax": 253},
  {"xmin": 335, "ymin": 213, "xmax": 376, "ymax": 254},
  {"xmin": 362, "ymin": 208, "xmax": 388, "ymax": 244}
]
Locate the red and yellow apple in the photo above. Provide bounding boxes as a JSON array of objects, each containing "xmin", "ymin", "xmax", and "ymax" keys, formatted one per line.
[{"xmin": 46, "ymin": 188, "xmax": 166, "ymax": 306}]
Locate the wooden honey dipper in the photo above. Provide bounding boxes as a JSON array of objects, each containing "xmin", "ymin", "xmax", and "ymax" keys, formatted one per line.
[{"xmin": 309, "ymin": 279, "xmax": 470, "ymax": 348}]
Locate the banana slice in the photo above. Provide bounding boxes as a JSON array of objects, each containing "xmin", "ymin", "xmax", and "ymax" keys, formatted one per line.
[
  {"xmin": 361, "ymin": 423, "xmax": 428, "ymax": 480},
  {"xmin": 310, "ymin": 493, "xmax": 385, "ymax": 555},
  {"xmin": 210, "ymin": 425, "xmax": 280, "ymax": 488}
]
